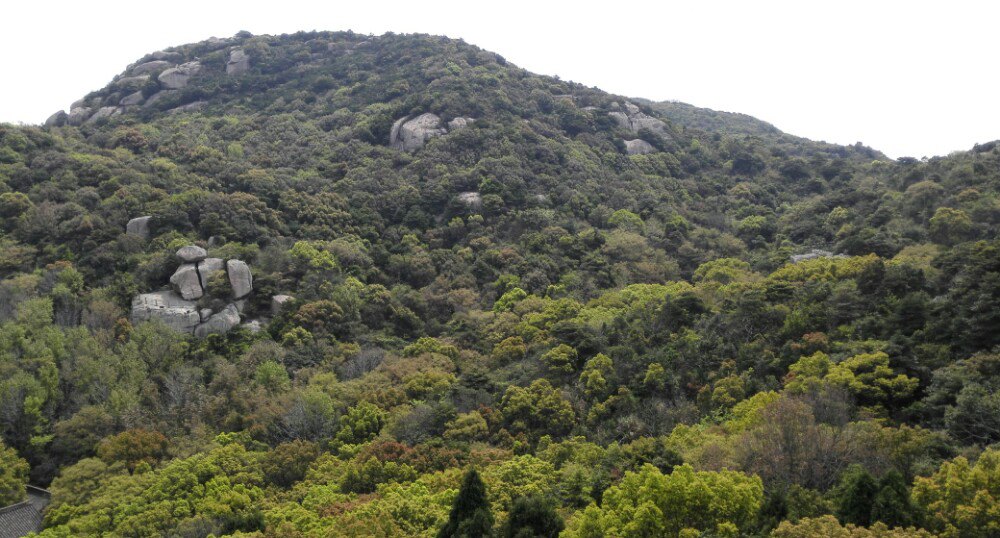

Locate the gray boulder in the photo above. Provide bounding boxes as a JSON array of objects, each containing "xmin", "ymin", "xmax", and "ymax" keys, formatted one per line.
[
  {"xmin": 114, "ymin": 74, "xmax": 150, "ymax": 91},
  {"xmin": 447, "ymin": 117, "xmax": 474, "ymax": 131},
  {"xmin": 170, "ymin": 263, "xmax": 204, "ymax": 301},
  {"xmin": 131, "ymin": 291, "xmax": 200, "ymax": 333},
  {"xmin": 199, "ymin": 308, "xmax": 213, "ymax": 322},
  {"xmin": 143, "ymin": 90, "xmax": 177, "ymax": 108},
  {"xmin": 610, "ymin": 103, "xmax": 671, "ymax": 138},
  {"xmin": 67, "ymin": 107, "xmax": 92, "ymax": 126},
  {"xmin": 390, "ymin": 113, "xmax": 447, "ymax": 151},
  {"xmin": 120, "ymin": 91, "xmax": 145, "ymax": 107},
  {"xmin": 198, "ymin": 258, "xmax": 225, "ymax": 289},
  {"xmin": 227, "ymin": 260, "xmax": 253, "ymax": 299},
  {"xmin": 271, "ymin": 294, "xmax": 294, "ymax": 315},
  {"xmin": 176, "ymin": 245, "xmax": 207, "ymax": 263},
  {"xmin": 242, "ymin": 320, "xmax": 264, "ymax": 333},
  {"xmin": 148, "ymin": 50, "xmax": 183, "ymax": 62},
  {"xmin": 158, "ymin": 61, "xmax": 202, "ymax": 89},
  {"xmin": 625, "ymin": 139, "xmax": 656, "ymax": 155},
  {"xmin": 194, "ymin": 304, "xmax": 241, "ymax": 338},
  {"xmin": 167, "ymin": 101, "xmax": 207, "ymax": 114},
  {"xmin": 85, "ymin": 106, "xmax": 121, "ymax": 124},
  {"xmin": 45, "ymin": 110, "xmax": 67, "ymax": 127},
  {"xmin": 131, "ymin": 60, "xmax": 173, "ymax": 76},
  {"xmin": 790, "ymin": 249, "xmax": 847, "ymax": 263},
  {"xmin": 226, "ymin": 49, "xmax": 249, "ymax": 75},
  {"xmin": 126, "ymin": 216, "xmax": 151, "ymax": 239}
]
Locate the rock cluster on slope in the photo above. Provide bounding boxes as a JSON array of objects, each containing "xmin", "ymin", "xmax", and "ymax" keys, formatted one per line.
[
  {"xmin": 609, "ymin": 102, "xmax": 671, "ymax": 139},
  {"xmin": 131, "ymin": 245, "xmax": 259, "ymax": 337},
  {"xmin": 389, "ymin": 113, "xmax": 475, "ymax": 151}
]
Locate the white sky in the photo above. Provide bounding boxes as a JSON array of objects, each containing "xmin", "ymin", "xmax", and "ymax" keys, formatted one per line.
[{"xmin": 2, "ymin": 1, "xmax": 998, "ymax": 158}]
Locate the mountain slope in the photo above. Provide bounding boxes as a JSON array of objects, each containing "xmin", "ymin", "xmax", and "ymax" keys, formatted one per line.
[{"xmin": 0, "ymin": 31, "xmax": 999, "ymax": 537}]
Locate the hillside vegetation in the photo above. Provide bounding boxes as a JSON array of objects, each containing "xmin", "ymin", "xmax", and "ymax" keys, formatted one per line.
[{"xmin": 0, "ymin": 31, "xmax": 999, "ymax": 537}]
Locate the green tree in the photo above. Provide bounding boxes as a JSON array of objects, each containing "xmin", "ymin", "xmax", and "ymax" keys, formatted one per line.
[
  {"xmin": 0, "ymin": 439, "xmax": 29, "ymax": 505},
  {"xmin": 439, "ymin": 468, "xmax": 494, "ymax": 538},
  {"xmin": 502, "ymin": 495, "xmax": 564, "ymax": 538},
  {"xmin": 834, "ymin": 466, "xmax": 877, "ymax": 526}
]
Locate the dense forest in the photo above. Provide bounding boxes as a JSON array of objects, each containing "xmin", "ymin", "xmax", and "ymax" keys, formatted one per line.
[{"xmin": 0, "ymin": 30, "xmax": 999, "ymax": 537}]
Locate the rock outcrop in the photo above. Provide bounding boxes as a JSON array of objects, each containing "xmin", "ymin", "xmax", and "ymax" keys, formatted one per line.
[
  {"xmin": 447, "ymin": 117, "xmax": 474, "ymax": 131},
  {"xmin": 390, "ymin": 113, "xmax": 448, "ymax": 151},
  {"xmin": 790, "ymin": 249, "xmax": 848, "ymax": 263},
  {"xmin": 271, "ymin": 294, "xmax": 294, "ymax": 315},
  {"xmin": 120, "ymin": 91, "xmax": 145, "ymax": 107},
  {"xmin": 148, "ymin": 50, "xmax": 183, "ymax": 62},
  {"xmin": 227, "ymin": 260, "xmax": 253, "ymax": 299},
  {"xmin": 170, "ymin": 264, "xmax": 204, "ymax": 300},
  {"xmin": 131, "ymin": 60, "xmax": 173, "ymax": 75},
  {"xmin": 86, "ymin": 106, "xmax": 121, "ymax": 124},
  {"xmin": 158, "ymin": 61, "xmax": 202, "ymax": 89},
  {"xmin": 45, "ymin": 111, "xmax": 68, "ymax": 127},
  {"xmin": 131, "ymin": 246, "xmax": 256, "ymax": 337},
  {"xmin": 194, "ymin": 305, "xmax": 241, "ymax": 338},
  {"xmin": 610, "ymin": 102, "xmax": 671, "ymax": 138},
  {"xmin": 176, "ymin": 245, "xmax": 207, "ymax": 263},
  {"xmin": 226, "ymin": 49, "xmax": 249, "ymax": 75},
  {"xmin": 625, "ymin": 139, "xmax": 656, "ymax": 155},
  {"xmin": 131, "ymin": 291, "xmax": 201, "ymax": 333},
  {"xmin": 126, "ymin": 216, "xmax": 151, "ymax": 239},
  {"xmin": 67, "ymin": 107, "xmax": 92, "ymax": 126}
]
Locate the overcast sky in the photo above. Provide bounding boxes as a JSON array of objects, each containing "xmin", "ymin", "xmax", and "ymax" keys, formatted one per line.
[{"xmin": 3, "ymin": 1, "xmax": 998, "ymax": 158}]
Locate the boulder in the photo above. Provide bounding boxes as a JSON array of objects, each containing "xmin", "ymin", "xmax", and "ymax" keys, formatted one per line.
[
  {"xmin": 70, "ymin": 98, "xmax": 87, "ymax": 110},
  {"xmin": 790, "ymin": 249, "xmax": 847, "ymax": 263},
  {"xmin": 45, "ymin": 110, "xmax": 67, "ymax": 127},
  {"xmin": 610, "ymin": 103, "xmax": 671, "ymax": 138},
  {"xmin": 199, "ymin": 308, "xmax": 213, "ymax": 322},
  {"xmin": 131, "ymin": 291, "xmax": 200, "ymax": 333},
  {"xmin": 120, "ymin": 91, "xmax": 144, "ymax": 107},
  {"xmin": 170, "ymin": 263, "xmax": 204, "ymax": 301},
  {"xmin": 194, "ymin": 304, "xmax": 241, "ymax": 338},
  {"xmin": 113, "ymin": 74, "xmax": 150, "ymax": 91},
  {"xmin": 158, "ymin": 61, "xmax": 202, "ymax": 89},
  {"xmin": 227, "ymin": 260, "xmax": 253, "ymax": 299},
  {"xmin": 131, "ymin": 60, "xmax": 173, "ymax": 76},
  {"xmin": 447, "ymin": 117, "xmax": 474, "ymax": 131},
  {"xmin": 143, "ymin": 90, "xmax": 177, "ymax": 108},
  {"xmin": 226, "ymin": 49, "xmax": 249, "ymax": 75},
  {"xmin": 625, "ymin": 139, "xmax": 656, "ymax": 155},
  {"xmin": 85, "ymin": 106, "xmax": 121, "ymax": 124},
  {"xmin": 198, "ymin": 258, "xmax": 225, "ymax": 289},
  {"xmin": 126, "ymin": 216, "xmax": 151, "ymax": 239},
  {"xmin": 167, "ymin": 101, "xmax": 207, "ymax": 114},
  {"xmin": 67, "ymin": 107, "xmax": 92, "ymax": 126},
  {"xmin": 390, "ymin": 113, "xmax": 447, "ymax": 151},
  {"xmin": 176, "ymin": 245, "xmax": 207, "ymax": 263},
  {"xmin": 271, "ymin": 294, "xmax": 294, "ymax": 315},
  {"xmin": 148, "ymin": 50, "xmax": 183, "ymax": 62}
]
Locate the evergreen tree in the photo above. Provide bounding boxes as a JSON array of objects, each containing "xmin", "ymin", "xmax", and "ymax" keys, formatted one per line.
[
  {"xmin": 836, "ymin": 465, "xmax": 878, "ymax": 526},
  {"xmin": 502, "ymin": 495, "xmax": 565, "ymax": 538},
  {"xmin": 439, "ymin": 468, "xmax": 494, "ymax": 538},
  {"xmin": 872, "ymin": 470, "xmax": 914, "ymax": 527}
]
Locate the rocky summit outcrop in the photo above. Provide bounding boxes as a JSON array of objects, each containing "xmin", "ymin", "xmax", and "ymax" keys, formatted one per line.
[
  {"xmin": 390, "ymin": 113, "xmax": 448, "ymax": 151},
  {"xmin": 67, "ymin": 107, "xmax": 92, "ymax": 126},
  {"xmin": 226, "ymin": 49, "xmax": 249, "ymax": 75},
  {"xmin": 131, "ymin": 245, "xmax": 256, "ymax": 337},
  {"xmin": 625, "ymin": 139, "xmax": 656, "ymax": 155},
  {"xmin": 158, "ymin": 61, "xmax": 202, "ymax": 89},
  {"xmin": 610, "ymin": 102, "xmax": 671, "ymax": 138},
  {"xmin": 131, "ymin": 60, "xmax": 173, "ymax": 76},
  {"xmin": 45, "ymin": 111, "xmax": 68, "ymax": 127}
]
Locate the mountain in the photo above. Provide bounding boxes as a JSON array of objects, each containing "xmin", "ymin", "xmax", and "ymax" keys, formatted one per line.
[{"xmin": 1, "ymin": 31, "xmax": 999, "ymax": 537}]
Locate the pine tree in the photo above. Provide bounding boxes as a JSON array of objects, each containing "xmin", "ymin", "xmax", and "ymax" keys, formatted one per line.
[
  {"xmin": 836, "ymin": 466, "xmax": 878, "ymax": 526},
  {"xmin": 872, "ymin": 470, "xmax": 914, "ymax": 528},
  {"xmin": 439, "ymin": 468, "xmax": 494, "ymax": 538},
  {"xmin": 502, "ymin": 495, "xmax": 565, "ymax": 538}
]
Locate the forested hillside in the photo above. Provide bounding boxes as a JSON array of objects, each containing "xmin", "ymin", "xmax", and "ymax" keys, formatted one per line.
[{"xmin": 0, "ymin": 31, "xmax": 999, "ymax": 537}]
